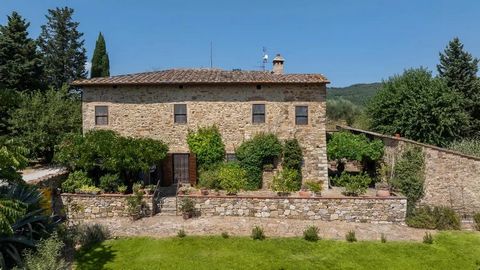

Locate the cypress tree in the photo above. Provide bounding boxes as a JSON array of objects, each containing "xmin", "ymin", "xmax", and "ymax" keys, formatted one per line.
[
  {"xmin": 38, "ymin": 7, "xmax": 87, "ymax": 88},
  {"xmin": 437, "ymin": 38, "xmax": 480, "ymax": 136},
  {"xmin": 0, "ymin": 11, "xmax": 43, "ymax": 91},
  {"xmin": 90, "ymin": 32, "xmax": 110, "ymax": 78}
]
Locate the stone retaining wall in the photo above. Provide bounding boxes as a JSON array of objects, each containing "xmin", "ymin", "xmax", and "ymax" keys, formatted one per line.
[
  {"xmin": 180, "ymin": 195, "xmax": 407, "ymax": 224},
  {"xmin": 60, "ymin": 193, "xmax": 407, "ymax": 224},
  {"xmin": 340, "ymin": 126, "xmax": 480, "ymax": 216},
  {"xmin": 60, "ymin": 193, "xmax": 153, "ymax": 220}
]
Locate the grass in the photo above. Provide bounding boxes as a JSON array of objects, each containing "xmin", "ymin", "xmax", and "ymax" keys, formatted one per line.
[{"xmin": 75, "ymin": 232, "xmax": 480, "ymax": 270}]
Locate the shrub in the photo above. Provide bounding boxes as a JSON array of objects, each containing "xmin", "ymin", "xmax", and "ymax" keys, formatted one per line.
[
  {"xmin": 55, "ymin": 130, "xmax": 168, "ymax": 180},
  {"xmin": 327, "ymin": 131, "xmax": 384, "ymax": 163},
  {"xmin": 126, "ymin": 189, "xmax": 146, "ymax": 220},
  {"xmin": 187, "ymin": 125, "xmax": 225, "ymax": 170},
  {"xmin": 61, "ymin": 171, "xmax": 93, "ymax": 193},
  {"xmin": 390, "ymin": 146, "xmax": 425, "ymax": 215},
  {"xmin": 221, "ymin": 232, "xmax": 229, "ymax": 239},
  {"xmin": 180, "ymin": 197, "xmax": 195, "ymax": 216},
  {"xmin": 432, "ymin": 206, "xmax": 460, "ymax": 230},
  {"xmin": 99, "ymin": 173, "xmax": 122, "ymax": 193},
  {"xmin": 198, "ymin": 166, "xmax": 221, "ymax": 190},
  {"xmin": 271, "ymin": 168, "xmax": 301, "ymax": 193},
  {"xmin": 406, "ymin": 206, "xmax": 436, "ymax": 229},
  {"xmin": 76, "ymin": 185, "xmax": 102, "ymax": 194},
  {"xmin": 346, "ymin": 231, "xmax": 357, "ymax": 242},
  {"xmin": 251, "ymin": 226, "xmax": 265, "ymax": 240},
  {"xmin": 218, "ymin": 163, "xmax": 248, "ymax": 195},
  {"xmin": 118, "ymin": 184, "xmax": 127, "ymax": 194},
  {"xmin": 423, "ymin": 232, "xmax": 433, "ymax": 244},
  {"xmin": 335, "ymin": 172, "xmax": 372, "ymax": 196},
  {"xmin": 177, "ymin": 229, "xmax": 186, "ymax": 238},
  {"xmin": 21, "ymin": 234, "xmax": 69, "ymax": 270},
  {"xmin": 283, "ymin": 138, "xmax": 303, "ymax": 171},
  {"xmin": 236, "ymin": 133, "xmax": 283, "ymax": 189},
  {"xmin": 303, "ymin": 226, "xmax": 320, "ymax": 242},
  {"xmin": 381, "ymin": 233, "xmax": 387, "ymax": 243},
  {"xmin": 77, "ymin": 224, "xmax": 111, "ymax": 247},
  {"xmin": 448, "ymin": 137, "xmax": 480, "ymax": 158},
  {"xmin": 407, "ymin": 206, "xmax": 460, "ymax": 230},
  {"xmin": 474, "ymin": 213, "xmax": 480, "ymax": 231},
  {"xmin": 305, "ymin": 181, "xmax": 323, "ymax": 193}
]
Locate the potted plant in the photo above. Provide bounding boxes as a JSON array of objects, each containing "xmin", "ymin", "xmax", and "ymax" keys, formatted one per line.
[
  {"xmin": 180, "ymin": 197, "xmax": 195, "ymax": 219},
  {"xmin": 375, "ymin": 182, "xmax": 391, "ymax": 197},
  {"xmin": 271, "ymin": 168, "xmax": 299, "ymax": 197},
  {"xmin": 200, "ymin": 187, "xmax": 209, "ymax": 196},
  {"xmin": 298, "ymin": 185, "xmax": 311, "ymax": 197},
  {"xmin": 76, "ymin": 185, "xmax": 101, "ymax": 195},
  {"xmin": 145, "ymin": 184, "xmax": 156, "ymax": 195},
  {"xmin": 305, "ymin": 181, "xmax": 322, "ymax": 197}
]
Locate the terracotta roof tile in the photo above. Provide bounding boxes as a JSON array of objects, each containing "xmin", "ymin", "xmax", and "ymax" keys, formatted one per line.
[{"xmin": 71, "ymin": 69, "xmax": 329, "ymax": 86}]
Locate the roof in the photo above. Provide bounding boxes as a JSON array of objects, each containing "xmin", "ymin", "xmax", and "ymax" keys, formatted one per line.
[{"xmin": 71, "ymin": 69, "xmax": 330, "ymax": 86}]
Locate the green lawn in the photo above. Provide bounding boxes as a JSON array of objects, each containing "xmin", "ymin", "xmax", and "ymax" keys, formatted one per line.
[{"xmin": 75, "ymin": 232, "xmax": 480, "ymax": 270}]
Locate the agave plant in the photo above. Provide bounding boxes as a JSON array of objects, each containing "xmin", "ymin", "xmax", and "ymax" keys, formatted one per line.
[{"xmin": 0, "ymin": 184, "xmax": 62, "ymax": 268}]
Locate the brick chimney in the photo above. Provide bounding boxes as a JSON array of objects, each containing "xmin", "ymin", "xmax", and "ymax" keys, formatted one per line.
[{"xmin": 272, "ymin": 54, "xmax": 285, "ymax": 74}]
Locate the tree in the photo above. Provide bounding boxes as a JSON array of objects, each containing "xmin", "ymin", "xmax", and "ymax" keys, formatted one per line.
[
  {"xmin": 437, "ymin": 37, "xmax": 480, "ymax": 136},
  {"xmin": 38, "ymin": 7, "xmax": 87, "ymax": 88},
  {"xmin": 8, "ymin": 87, "xmax": 82, "ymax": 161},
  {"xmin": 368, "ymin": 68, "xmax": 469, "ymax": 146},
  {"xmin": 0, "ymin": 12, "xmax": 43, "ymax": 91},
  {"xmin": 90, "ymin": 32, "xmax": 110, "ymax": 78},
  {"xmin": 0, "ymin": 138, "xmax": 28, "ymax": 184}
]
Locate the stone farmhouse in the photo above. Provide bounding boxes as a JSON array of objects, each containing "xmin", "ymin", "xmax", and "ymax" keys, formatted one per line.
[{"xmin": 72, "ymin": 55, "xmax": 330, "ymax": 189}]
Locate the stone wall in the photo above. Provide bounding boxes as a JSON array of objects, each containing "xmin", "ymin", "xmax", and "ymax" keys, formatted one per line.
[
  {"xmin": 340, "ymin": 126, "xmax": 480, "ymax": 216},
  {"xmin": 82, "ymin": 84, "xmax": 328, "ymax": 185},
  {"xmin": 60, "ymin": 193, "xmax": 153, "ymax": 220},
  {"xmin": 179, "ymin": 195, "xmax": 407, "ymax": 224}
]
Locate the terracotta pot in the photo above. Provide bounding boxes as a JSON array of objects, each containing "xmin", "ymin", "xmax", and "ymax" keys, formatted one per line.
[
  {"xmin": 201, "ymin": 189, "xmax": 209, "ymax": 196},
  {"xmin": 376, "ymin": 189, "xmax": 391, "ymax": 197},
  {"xmin": 313, "ymin": 192, "xmax": 322, "ymax": 197},
  {"xmin": 299, "ymin": 191, "xmax": 311, "ymax": 197}
]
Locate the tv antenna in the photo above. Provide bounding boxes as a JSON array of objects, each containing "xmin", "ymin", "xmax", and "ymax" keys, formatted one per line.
[{"xmin": 261, "ymin": 47, "xmax": 268, "ymax": 71}]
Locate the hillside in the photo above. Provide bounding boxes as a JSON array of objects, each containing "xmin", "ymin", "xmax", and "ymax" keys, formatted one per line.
[{"xmin": 327, "ymin": 82, "xmax": 381, "ymax": 106}]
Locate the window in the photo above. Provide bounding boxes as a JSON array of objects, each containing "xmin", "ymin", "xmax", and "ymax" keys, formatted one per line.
[
  {"xmin": 95, "ymin": 106, "xmax": 108, "ymax": 125},
  {"xmin": 295, "ymin": 106, "xmax": 308, "ymax": 125},
  {"xmin": 252, "ymin": 104, "xmax": 265, "ymax": 124},
  {"xmin": 225, "ymin": 153, "xmax": 237, "ymax": 162},
  {"xmin": 174, "ymin": 104, "xmax": 187, "ymax": 124}
]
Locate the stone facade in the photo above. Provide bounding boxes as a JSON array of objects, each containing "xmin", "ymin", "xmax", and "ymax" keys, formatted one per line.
[
  {"xmin": 82, "ymin": 84, "xmax": 328, "ymax": 185},
  {"xmin": 342, "ymin": 126, "xmax": 480, "ymax": 216},
  {"xmin": 180, "ymin": 195, "xmax": 406, "ymax": 223},
  {"xmin": 60, "ymin": 193, "xmax": 154, "ymax": 220}
]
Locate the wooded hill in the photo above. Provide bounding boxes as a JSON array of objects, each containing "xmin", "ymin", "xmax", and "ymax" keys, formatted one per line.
[{"xmin": 327, "ymin": 82, "xmax": 381, "ymax": 106}]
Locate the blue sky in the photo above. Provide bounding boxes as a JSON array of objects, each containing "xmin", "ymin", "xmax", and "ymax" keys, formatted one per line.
[{"xmin": 1, "ymin": 0, "xmax": 479, "ymax": 86}]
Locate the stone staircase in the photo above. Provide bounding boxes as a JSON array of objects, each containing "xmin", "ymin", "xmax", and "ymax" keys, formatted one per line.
[
  {"xmin": 158, "ymin": 196, "xmax": 177, "ymax": 216},
  {"xmin": 155, "ymin": 186, "xmax": 178, "ymax": 216}
]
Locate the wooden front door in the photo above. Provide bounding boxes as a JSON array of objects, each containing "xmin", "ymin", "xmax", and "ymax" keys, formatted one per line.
[{"xmin": 173, "ymin": 154, "xmax": 189, "ymax": 184}]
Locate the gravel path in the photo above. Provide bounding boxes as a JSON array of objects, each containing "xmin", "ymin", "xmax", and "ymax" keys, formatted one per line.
[{"xmin": 84, "ymin": 216, "xmax": 436, "ymax": 242}]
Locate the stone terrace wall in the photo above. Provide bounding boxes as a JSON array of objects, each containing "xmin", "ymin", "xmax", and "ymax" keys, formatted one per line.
[
  {"xmin": 340, "ymin": 126, "xmax": 480, "ymax": 216},
  {"xmin": 60, "ymin": 193, "xmax": 153, "ymax": 220},
  {"xmin": 180, "ymin": 195, "xmax": 407, "ymax": 224}
]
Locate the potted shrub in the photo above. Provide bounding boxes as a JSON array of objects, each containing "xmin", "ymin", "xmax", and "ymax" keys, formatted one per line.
[
  {"xmin": 76, "ymin": 185, "xmax": 101, "ymax": 195},
  {"xmin": 305, "ymin": 181, "xmax": 323, "ymax": 197},
  {"xmin": 180, "ymin": 197, "xmax": 195, "ymax": 219},
  {"xmin": 118, "ymin": 184, "xmax": 127, "ymax": 194},
  {"xmin": 375, "ymin": 182, "xmax": 391, "ymax": 197},
  {"xmin": 145, "ymin": 184, "xmax": 156, "ymax": 195},
  {"xmin": 298, "ymin": 185, "xmax": 311, "ymax": 198},
  {"xmin": 335, "ymin": 172, "xmax": 372, "ymax": 196},
  {"xmin": 271, "ymin": 168, "xmax": 299, "ymax": 197}
]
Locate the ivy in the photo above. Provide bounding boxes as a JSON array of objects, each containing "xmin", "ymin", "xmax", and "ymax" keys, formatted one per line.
[{"xmin": 187, "ymin": 125, "xmax": 225, "ymax": 170}]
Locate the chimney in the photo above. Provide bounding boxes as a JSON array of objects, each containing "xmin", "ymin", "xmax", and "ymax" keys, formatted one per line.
[{"xmin": 272, "ymin": 54, "xmax": 285, "ymax": 74}]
